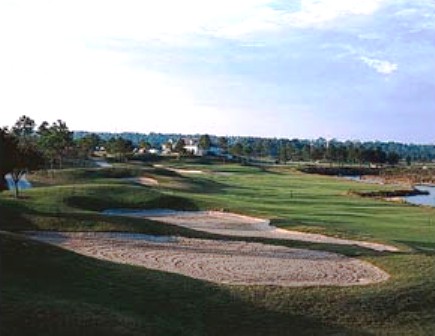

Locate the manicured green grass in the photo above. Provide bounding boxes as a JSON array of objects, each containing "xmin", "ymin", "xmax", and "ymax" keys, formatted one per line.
[
  {"xmin": 154, "ymin": 164, "xmax": 435, "ymax": 248},
  {"xmin": 2, "ymin": 163, "xmax": 435, "ymax": 335}
]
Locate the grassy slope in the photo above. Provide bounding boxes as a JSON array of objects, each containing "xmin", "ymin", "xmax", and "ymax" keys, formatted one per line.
[{"xmin": 1, "ymin": 164, "xmax": 435, "ymax": 335}]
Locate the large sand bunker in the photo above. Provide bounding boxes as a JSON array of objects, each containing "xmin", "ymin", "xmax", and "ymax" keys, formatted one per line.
[
  {"xmin": 103, "ymin": 210, "xmax": 398, "ymax": 252},
  {"xmin": 26, "ymin": 232, "xmax": 389, "ymax": 287}
]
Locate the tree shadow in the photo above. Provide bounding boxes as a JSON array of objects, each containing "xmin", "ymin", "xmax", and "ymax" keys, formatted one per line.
[
  {"xmin": 0, "ymin": 201, "xmax": 37, "ymax": 231},
  {"xmin": 1, "ymin": 232, "xmax": 372, "ymax": 336},
  {"xmin": 396, "ymin": 240, "xmax": 435, "ymax": 256}
]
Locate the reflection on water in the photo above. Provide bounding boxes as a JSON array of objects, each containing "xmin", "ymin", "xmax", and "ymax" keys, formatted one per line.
[{"xmin": 405, "ymin": 186, "xmax": 435, "ymax": 207}]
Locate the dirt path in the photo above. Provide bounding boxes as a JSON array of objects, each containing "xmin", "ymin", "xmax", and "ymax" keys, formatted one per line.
[
  {"xmin": 103, "ymin": 210, "xmax": 399, "ymax": 252},
  {"xmin": 26, "ymin": 231, "xmax": 389, "ymax": 287}
]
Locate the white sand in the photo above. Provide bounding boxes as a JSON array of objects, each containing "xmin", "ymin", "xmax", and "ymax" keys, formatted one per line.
[
  {"xmin": 26, "ymin": 231, "xmax": 389, "ymax": 287},
  {"xmin": 103, "ymin": 210, "xmax": 398, "ymax": 252},
  {"xmin": 124, "ymin": 177, "xmax": 159, "ymax": 186}
]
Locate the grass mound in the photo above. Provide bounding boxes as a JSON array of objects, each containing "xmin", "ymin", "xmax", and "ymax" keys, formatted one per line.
[{"xmin": 29, "ymin": 168, "xmax": 144, "ymax": 187}]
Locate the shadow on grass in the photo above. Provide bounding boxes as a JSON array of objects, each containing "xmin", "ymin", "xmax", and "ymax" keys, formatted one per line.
[
  {"xmin": 397, "ymin": 240, "xmax": 435, "ymax": 256},
  {"xmin": 0, "ymin": 232, "xmax": 370, "ymax": 336},
  {"xmin": 0, "ymin": 201, "xmax": 37, "ymax": 231},
  {"xmin": 65, "ymin": 193, "xmax": 201, "ymax": 212}
]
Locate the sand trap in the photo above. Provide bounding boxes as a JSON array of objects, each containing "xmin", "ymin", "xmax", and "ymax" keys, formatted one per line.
[
  {"xmin": 170, "ymin": 168, "xmax": 204, "ymax": 174},
  {"xmin": 103, "ymin": 210, "xmax": 398, "ymax": 252},
  {"xmin": 25, "ymin": 231, "xmax": 389, "ymax": 287},
  {"xmin": 152, "ymin": 165, "xmax": 204, "ymax": 174},
  {"xmin": 124, "ymin": 177, "xmax": 159, "ymax": 186}
]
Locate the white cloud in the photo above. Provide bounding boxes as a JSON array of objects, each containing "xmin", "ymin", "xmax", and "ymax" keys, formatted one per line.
[
  {"xmin": 287, "ymin": 0, "xmax": 386, "ymax": 28},
  {"xmin": 0, "ymin": 0, "xmax": 390, "ymax": 48},
  {"xmin": 360, "ymin": 56, "xmax": 398, "ymax": 75}
]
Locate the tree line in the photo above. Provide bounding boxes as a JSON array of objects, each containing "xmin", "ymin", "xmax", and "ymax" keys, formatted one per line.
[
  {"xmin": 2, "ymin": 115, "xmax": 434, "ymax": 196},
  {"xmin": 75, "ymin": 131, "xmax": 435, "ymax": 163},
  {"xmin": 0, "ymin": 116, "xmax": 134, "ymax": 196}
]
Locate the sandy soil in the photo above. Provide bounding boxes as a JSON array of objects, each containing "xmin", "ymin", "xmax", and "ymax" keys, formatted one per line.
[
  {"xmin": 26, "ymin": 231, "xmax": 389, "ymax": 287},
  {"xmin": 153, "ymin": 165, "xmax": 204, "ymax": 174},
  {"xmin": 125, "ymin": 177, "xmax": 159, "ymax": 186},
  {"xmin": 103, "ymin": 210, "xmax": 399, "ymax": 252},
  {"xmin": 169, "ymin": 168, "xmax": 204, "ymax": 174}
]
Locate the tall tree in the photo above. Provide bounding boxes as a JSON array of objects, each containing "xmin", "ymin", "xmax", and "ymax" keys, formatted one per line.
[
  {"xmin": 0, "ymin": 128, "xmax": 15, "ymax": 191},
  {"xmin": 218, "ymin": 137, "xmax": 228, "ymax": 153},
  {"xmin": 106, "ymin": 137, "xmax": 134, "ymax": 161},
  {"xmin": 387, "ymin": 152, "xmax": 400, "ymax": 166},
  {"xmin": 279, "ymin": 145, "xmax": 289, "ymax": 163},
  {"xmin": 76, "ymin": 133, "xmax": 101, "ymax": 158},
  {"xmin": 12, "ymin": 115, "xmax": 36, "ymax": 139},
  {"xmin": 174, "ymin": 138, "xmax": 187, "ymax": 155},
  {"xmin": 230, "ymin": 143, "xmax": 243, "ymax": 156},
  {"xmin": 38, "ymin": 120, "xmax": 74, "ymax": 169},
  {"xmin": 198, "ymin": 134, "xmax": 211, "ymax": 150}
]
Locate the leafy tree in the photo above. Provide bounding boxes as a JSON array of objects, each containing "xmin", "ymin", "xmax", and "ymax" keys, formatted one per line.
[
  {"xmin": 76, "ymin": 133, "xmax": 101, "ymax": 158},
  {"xmin": 174, "ymin": 138, "xmax": 187, "ymax": 155},
  {"xmin": 198, "ymin": 134, "xmax": 211, "ymax": 150},
  {"xmin": 387, "ymin": 152, "xmax": 400, "ymax": 166},
  {"xmin": 230, "ymin": 143, "xmax": 243, "ymax": 156},
  {"xmin": 106, "ymin": 137, "xmax": 134, "ymax": 161},
  {"xmin": 12, "ymin": 115, "xmax": 36, "ymax": 140},
  {"xmin": 38, "ymin": 120, "xmax": 74, "ymax": 169},
  {"xmin": 0, "ymin": 128, "xmax": 15, "ymax": 191},
  {"xmin": 243, "ymin": 144, "xmax": 253, "ymax": 157},
  {"xmin": 279, "ymin": 145, "xmax": 289, "ymax": 163},
  {"xmin": 218, "ymin": 137, "xmax": 228, "ymax": 153}
]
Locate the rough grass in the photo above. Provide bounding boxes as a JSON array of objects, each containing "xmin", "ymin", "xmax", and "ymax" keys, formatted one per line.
[{"xmin": 1, "ymin": 164, "xmax": 435, "ymax": 335}]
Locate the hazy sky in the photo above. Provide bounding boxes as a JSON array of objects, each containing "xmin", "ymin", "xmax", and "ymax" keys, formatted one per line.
[{"xmin": 0, "ymin": 0, "xmax": 434, "ymax": 143}]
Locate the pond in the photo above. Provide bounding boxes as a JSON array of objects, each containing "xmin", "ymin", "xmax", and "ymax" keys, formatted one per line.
[
  {"xmin": 405, "ymin": 185, "xmax": 435, "ymax": 207},
  {"xmin": 5, "ymin": 173, "xmax": 32, "ymax": 191}
]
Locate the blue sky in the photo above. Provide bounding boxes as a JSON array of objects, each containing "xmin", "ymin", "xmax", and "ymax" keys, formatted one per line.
[{"xmin": 0, "ymin": 0, "xmax": 434, "ymax": 143}]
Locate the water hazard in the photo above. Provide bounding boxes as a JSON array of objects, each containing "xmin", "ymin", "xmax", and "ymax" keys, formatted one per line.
[
  {"xmin": 5, "ymin": 173, "xmax": 32, "ymax": 191},
  {"xmin": 405, "ymin": 185, "xmax": 435, "ymax": 207}
]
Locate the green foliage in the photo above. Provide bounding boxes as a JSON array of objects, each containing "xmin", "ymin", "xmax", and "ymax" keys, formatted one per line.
[
  {"xmin": 198, "ymin": 134, "xmax": 211, "ymax": 150},
  {"xmin": 174, "ymin": 138, "xmax": 186, "ymax": 154},
  {"xmin": 75, "ymin": 131, "xmax": 435, "ymax": 163},
  {"xmin": 229, "ymin": 142, "xmax": 243, "ymax": 156},
  {"xmin": 218, "ymin": 136, "xmax": 228, "ymax": 153},
  {"xmin": 37, "ymin": 120, "xmax": 74, "ymax": 168},
  {"xmin": 76, "ymin": 133, "xmax": 101, "ymax": 158},
  {"xmin": 105, "ymin": 137, "xmax": 134, "ymax": 161}
]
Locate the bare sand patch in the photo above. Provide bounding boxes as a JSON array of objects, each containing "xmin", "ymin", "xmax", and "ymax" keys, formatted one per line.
[
  {"xmin": 152, "ymin": 165, "xmax": 204, "ymax": 175},
  {"xmin": 125, "ymin": 177, "xmax": 159, "ymax": 186},
  {"xmin": 103, "ymin": 210, "xmax": 398, "ymax": 252},
  {"xmin": 26, "ymin": 231, "xmax": 389, "ymax": 287},
  {"xmin": 170, "ymin": 168, "xmax": 204, "ymax": 174}
]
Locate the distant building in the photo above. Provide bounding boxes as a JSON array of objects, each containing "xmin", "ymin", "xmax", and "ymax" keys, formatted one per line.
[
  {"xmin": 161, "ymin": 139, "xmax": 174, "ymax": 155},
  {"xmin": 148, "ymin": 148, "xmax": 160, "ymax": 155}
]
